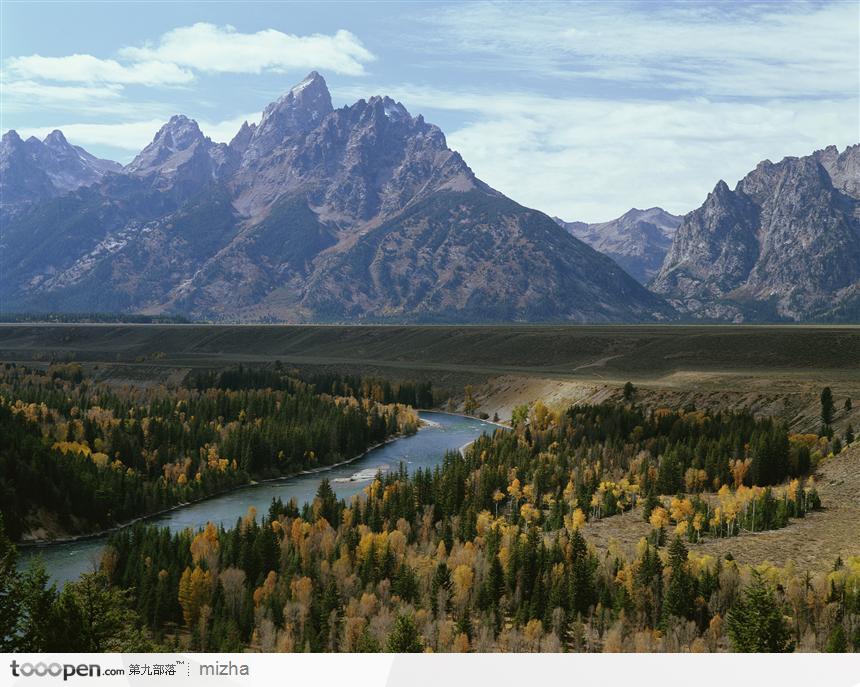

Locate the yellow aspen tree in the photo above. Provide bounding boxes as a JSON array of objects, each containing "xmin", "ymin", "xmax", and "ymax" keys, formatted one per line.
[
  {"xmin": 476, "ymin": 510, "xmax": 493, "ymax": 536},
  {"xmin": 520, "ymin": 502, "xmax": 539, "ymax": 524},
  {"xmin": 730, "ymin": 458, "xmax": 751, "ymax": 488},
  {"xmin": 532, "ymin": 400, "xmax": 550, "ymax": 430},
  {"xmin": 590, "ymin": 491, "xmax": 601, "ymax": 519},
  {"xmin": 565, "ymin": 507, "xmax": 586, "ymax": 533},
  {"xmin": 563, "ymin": 479, "xmax": 576, "ymax": 505},
  {"xmin": 649, "ymin": 506, "xmax": 670, "ymax": 530},
  {"xmin": 523, "ymin": 619, "xmax": 543, "ymax": 651},
  {"xmin": 359, "ymin": 592, "xmax": 378, "ymax": 618},
  {"xmin": 253, "ymin": 571, "xmax": 279, "ymax": 607},
  {"xmin": 452, "ymin": 564, "xmax": 473, "ymax": 609},
  {"xmin": 178, "ymin": 565, "xmax": 212, "ymax": 626},
  {"xmin": 453, "ymin": 633, "xmax": 470, "ymax": 652},
  {"xmin": 190, "ymin": 521, "xmax": 220, "ymax": 568},
  {"xmin": 492, "ymin": 489, "xmax": 505, "ymax": 517},
  {"xmin": 522, "ymin": 483, "xmax": 535, "ymax": 504},
  {"xmin": 692, "ymin": 513, "xmax": 704, "ymax": 542}
]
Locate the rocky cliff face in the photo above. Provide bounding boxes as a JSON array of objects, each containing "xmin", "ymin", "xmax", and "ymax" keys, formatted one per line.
[
  {"xmin": 555, "ymin": 207, "xmax": 680, "ymax": 284},
  {"xmin": 240, "ymin": 71, "xmax": 333, "ymax": 165},
  {"xmin": 1, "ymin": 72, "xmax": 671, "ymax": 323},
  {"xmin": 229, "ymin": 72, "xmax": 482, "ymax": 224},
  {"xmin": 0, "ymin": 129, "xmax": 121, "ymax": 220},
  {"xmin": 652, "ymin": 146, "xmax": 860, "ymax": 322},
  {"xmin": 124, "ymin": 115, "xmax": 238, "ymax": 197}
]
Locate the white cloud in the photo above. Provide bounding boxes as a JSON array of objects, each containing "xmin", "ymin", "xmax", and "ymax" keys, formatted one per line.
[
  {"xmin": 3, "ymin": 24, "xmax": 373, "ymax": 97},
  {"xmin": 1, "ymin": 80, "xmax": 176, "ymax": 120},
  {"xmin": 452, "ymin": 100, "xmax": 859, "ymax": 222},
  {"xmin": 3, "ymin": 22, "xmax": 371, "ymax": 155},
  {"xmin": 196, "ymin": 113, "xmax": 260, "ymax": 143},
  {"xmin": 17, "ymin": 119, "xmax": 170, "ymax": 153},
  {"xmin": 5, "ymin": 54, "xmax": 193, "ymax": 85},
  {"xmin": 17, "ymin": 112, "xmax": 261, "ymax": 157},
  {"xmin": 120, "ymin": 23, "xmax": 375, "ymax": 76},
  {"xmin": 423, "ymin": 1, "xmax": 859, "ymax": 98},
  {"xmin": 3, "ymin": 80, "xmax": 123, "ymax": 104}
]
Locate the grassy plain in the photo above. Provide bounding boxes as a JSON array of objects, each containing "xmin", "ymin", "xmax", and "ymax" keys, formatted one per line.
[
  {"xmin": 580, "ymin": 442, "xmax": 860, "ymax": 572},
  {"xmin": 0, "ymin": 323, "xmax": 857, "ymax": 426},
  {"xmin": 0, "ymin": 322, "xmax": 857, "ymax": 375}
]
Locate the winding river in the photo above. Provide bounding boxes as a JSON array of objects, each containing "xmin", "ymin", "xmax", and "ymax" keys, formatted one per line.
[{"xmin": 19, "ymin": 412, "xmax": 499, "ymax": 586}]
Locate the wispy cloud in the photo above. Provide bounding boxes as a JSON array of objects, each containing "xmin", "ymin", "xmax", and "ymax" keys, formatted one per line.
[
  {"xmin": 4, "ymin": 24, "xmax": 374, "ymax": 93},
  {"xmin": 1, "ymin": 79, "xmax": 178, "ymax": 119},
  {"xmin": 17, "ymin": 119, "xmax": 170, "ymax": 155},
  {"xmin": 3, "ymin": 79, "xmax": 123, "ymax": 104},
  {"xmin": 422, "ymin": 1, "xmax": 859, "ymax": 98},
  {"xmin": 6, "ymin": 54, "xmax": 193, "ymax": 86},
  {"xmin": 17, "ymin": 112, "xmax": 260, "ymax": 159},
  {"xmin": 446, "ymin": 97, "xmax": 858, "ymax": 222},
  {"xmin": 4, "ymin": 21, "xmax": 374, "ymax": 157},
  {"xmin": 120, "ymin": 23, "xmax": 375, "ymax": 77},
  {"xmin": 197, "ymin": 112, "xmax": 260, "ymax": 144}
]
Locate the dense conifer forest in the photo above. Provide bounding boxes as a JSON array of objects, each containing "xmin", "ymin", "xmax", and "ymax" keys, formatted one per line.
[
  {"xmin": 0, "ymin": 363, "xmax": 418, "ymax": 541},
  {"xmin": 2, "ymin": 382, "xmax": 856, "ymax": 653}
]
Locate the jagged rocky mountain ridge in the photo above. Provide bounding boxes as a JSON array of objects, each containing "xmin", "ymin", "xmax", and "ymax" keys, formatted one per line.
[
  {"xmin": 0, "ymin": 72, "xmax": 671, "ymax": 323},
  {"xmin": 3, "ymin": 72, "xmax": 856, "ymax": 323},
  {"xmin": 0, "ymin": 129, "xmax": 121, "ymax": 221},
  {"xmin": 652, "ymin": 145, "xmax": 860, "ymax": 322},
  {"xmin": 555, "ymin": 207, "xmax": 681, "ymax": 284}
]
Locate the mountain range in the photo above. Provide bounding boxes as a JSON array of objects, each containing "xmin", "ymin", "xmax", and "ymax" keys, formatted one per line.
[
  {"xmin": 0, "ymin": 129, "xmax": 121, "ymax": 222},
  {"xmin": 0, "ymin": 72, "xmax": 670, "ymax": 323},
  {"xmin": 1, "ymin": 72, "xmax": 857, "ymax": 323},
  {"xmin": 554, "ymin": 207, "xmax": 681, "ymax": 284},
  {"xmin": 652, "ymin": 145, "xmax": 860, "ymax": 322}
]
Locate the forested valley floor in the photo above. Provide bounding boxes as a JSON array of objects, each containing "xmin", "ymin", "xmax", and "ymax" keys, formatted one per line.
[
  {"xmin": 2, "ymin": 361, "xmax": 858, "ymax": 653},
  {"xmin": 0, "ymin": 363, "xmax": 423, "ymax": 541}
]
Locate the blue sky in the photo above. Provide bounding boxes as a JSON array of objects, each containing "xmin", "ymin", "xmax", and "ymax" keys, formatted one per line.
[{"xmin": 2, "ymin": 0, "xmax": 858, "ymax": 221}]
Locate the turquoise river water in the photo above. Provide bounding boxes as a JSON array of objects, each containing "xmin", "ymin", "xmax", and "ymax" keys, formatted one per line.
[{"xmin": 19, "ymin": 412, "xmax": 500, "ymax": 585}]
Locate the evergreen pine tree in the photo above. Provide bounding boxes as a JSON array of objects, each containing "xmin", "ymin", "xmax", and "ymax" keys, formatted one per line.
[
  {"xmin": 0, "ymin": 515, "xmax": 22, "ymax": 651},
  {"xmin": 642, "ymin": 491, "xmax": 660, "ymax": 520},
  {"xmin": 431, "ymin": 562, "xmax": 452, "ymax": 614},
  {"xmin": 455, "ymin": 608, "xmax": 474, "ymax": 640},
  {"xmin": 825, "ymin": 625, "xmax": 847, "ymax": 653},
  {"xmin": 662, "ymin": 537, "xmax": 695, "ymax": 624},
  {"xmin": 355, "ymin": 627, "xmax": 381, "ymax": 652},
  {"xmin": 569, "ymin": 529, "xmax": 596, "ymax": 616},
  {"xmin": 386, "ymin": 613, "xmax": 423, "ymax": 652},
  {"xmin": 314, "ymin": 479, "xmax": 339, "ymax": 527},
  {"xmin": 18, "ymin": 557, "xmax": 59, "ymax": 651},
  {"xmin": 820, "ymin": 387, "xmax": 835, "ymax": 429},
  {"xmin": 54, "ymin": 572, "xmax": 149, "ymax": 651},
  {"xmin": 623, "ymin": 382, "xmax": 636, "ymax": 402},
  {"xmin": 727, "ymin": 570, "xmax": 793, "ymax": 652}
]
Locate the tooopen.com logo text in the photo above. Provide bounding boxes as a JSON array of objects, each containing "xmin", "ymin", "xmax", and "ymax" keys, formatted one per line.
[{"xmin": 10, "ymin": 660, "xmax": 125, "ymax": 681}]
